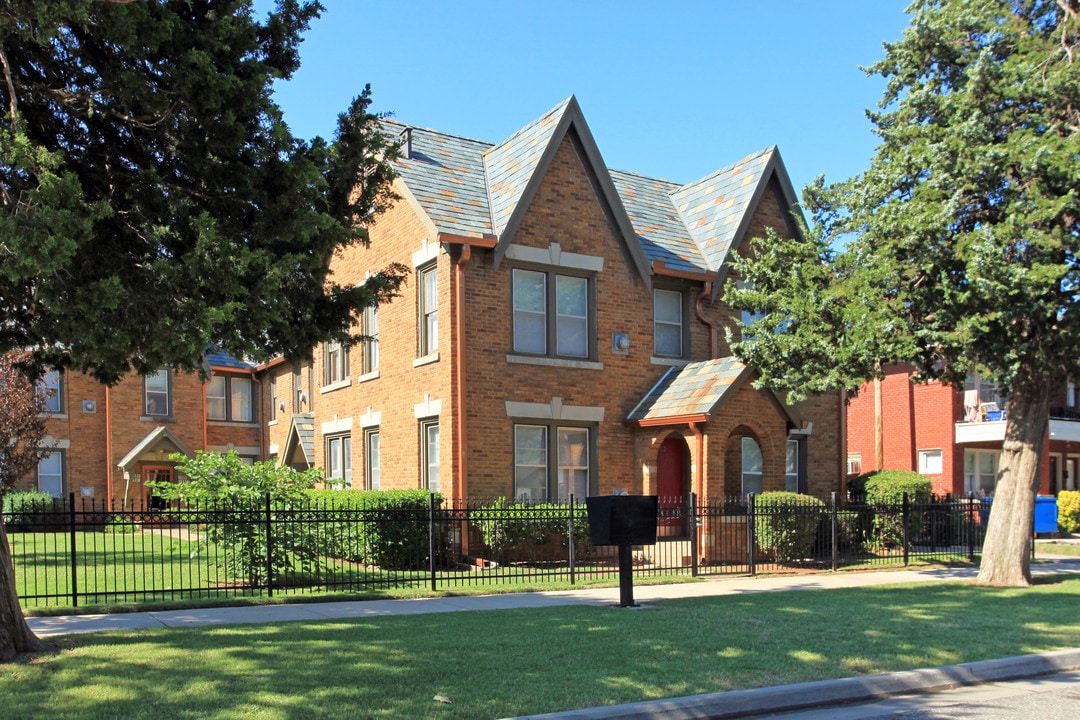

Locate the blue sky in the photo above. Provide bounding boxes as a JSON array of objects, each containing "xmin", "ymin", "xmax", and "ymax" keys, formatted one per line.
[{"xmin": 258, "ymin": 1, "xmax": 912, "ymax": 197}]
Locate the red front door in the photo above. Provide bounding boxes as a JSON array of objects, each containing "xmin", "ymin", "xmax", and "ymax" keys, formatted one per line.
[{"xmin": 657, "ymin": 437, "xmax": 687, "ymax": 536}]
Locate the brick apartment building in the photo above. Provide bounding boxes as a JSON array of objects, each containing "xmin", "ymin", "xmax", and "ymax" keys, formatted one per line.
[
  {"xmin": 24, "ymin": 351, "xmax": 260, "ymax": 507},
  {"xmin": 262, "ymin": 96, "xmax": 846, "ymax": 504},
  {"xmin": 846, "ymin": 364, "xmax": 1080, "ymax": 497},
  {"xmin": 19, "ymin": 98, "xmax": 846, "ymax": 507}
]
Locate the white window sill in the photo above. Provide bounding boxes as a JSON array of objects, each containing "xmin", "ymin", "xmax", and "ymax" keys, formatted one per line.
[
  {"xmin": 414, "ymin": 353, "xmax": 440, "ymax": 367},
  {"xmin": 506, "ymin": 354, "xmax": 604, "ymax": 371},
  {"xmin": 320, "ymin": 378, "xmax": 352, "ymax": 394},
  {"xmin": 39, "ymin": 413, "xmax": 68, "ymax": 419},
  {"xmin": 267, "ymin": 420, "xmax": 279, "ymax": 427},
  {"xmin": 140, "ymin": 416, "xmax": 174, "ymax": 423},
  {"xmin": 207, "ymin": 419, "xmax": 257, "ymax": 427},
  {"xmin": 358, "ymin": 370, "xmax": 380, "ymax": 383},
  {"xmin": 650, "ymin": 356, "xmax": 689, "ymax": 367}
]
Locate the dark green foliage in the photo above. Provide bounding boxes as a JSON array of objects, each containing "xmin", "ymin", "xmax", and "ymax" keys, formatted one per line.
[
  {"xmin": 0, "ymin": 1, "xmax": 407, "ymax": 382},
  {"xmin": 722, "ymin": 1, "xmax": 1080, "ymax": 581},
  {"xmin": 471, "ymin": 499, "xmax": 593, "ymax": 561},
  {"xmin": 861, "ymin": 471, "xmax": 932, "ymax": 549},
  {"xmin": 754, "ymin": 492, "xmax": 825, "ymax": 562},
  {"xmin": 1, "ymin": 489, "xmax": 59, "ymax": 531},
  {"xmin": 304, "ymin": 489, "xmax": 444, "ymax": 570}
]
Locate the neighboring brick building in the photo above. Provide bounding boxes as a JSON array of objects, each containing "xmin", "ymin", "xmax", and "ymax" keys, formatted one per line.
[
  {"xmin": 265, "ymin": 97, "xmax": 846, "ymax": 504},
  {"xmin": 22, "ymin": 351, "xmax": 261, "ymax": 507},
  {"xmin": 845, "ymin": 364, "xmax": 1080, "ymax": 496}
]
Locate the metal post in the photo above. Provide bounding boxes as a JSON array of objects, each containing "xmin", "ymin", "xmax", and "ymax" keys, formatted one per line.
[
  {"xmin": 264, "ymin": 492, "xmax": 273, "ymax": 597},
  {"xmin": 902, "ymin": 492, "xmax": 910, "ymax": 566},
  {"xmin": 747, "ymin": 492, "xmax": 756, "ymax": 576},
  {"xmin": 968, "ymin": 493, "xmax": 976, "ymax": 561},
  {"xmin": 568, "ymin": 495, "xmax": 576, "ymax": 585},
  {"xmin": 690, "ymin": 492, "xmax": 699, "ymax": 577},
  {"xmin": 831, "ymin": 491, "xmax": 839, "ymax": 572},
  {"xmin": 69, "ymin": 492, "xmax": 78, "ymax": 608},
  {"xmin": 429, "ymin": 493, "xmax": 437, "ymax": 592},
  {"xmin": 617, "ymin": 545, "xmax": 636, "ymax": 607}
]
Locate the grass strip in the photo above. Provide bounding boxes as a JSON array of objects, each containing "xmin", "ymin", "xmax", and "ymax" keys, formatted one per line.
[{"xmin": 3, "ymin": 575, "xmax": 1080, "ymax": 719}]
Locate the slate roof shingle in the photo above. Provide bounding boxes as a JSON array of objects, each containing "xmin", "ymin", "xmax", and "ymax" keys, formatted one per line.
[{"xmin": 626, "ymin": 357, "xmax": 750, "ymax": 423}]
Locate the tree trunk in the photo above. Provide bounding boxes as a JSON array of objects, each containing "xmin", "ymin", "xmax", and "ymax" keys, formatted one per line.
[
  {"xmin": 975, "ymin": 377, "xmax": 1051, "ymax": 587},
  {"xmin": 0, "ymin": 519, "xmax": 42, "ymax": 661}
]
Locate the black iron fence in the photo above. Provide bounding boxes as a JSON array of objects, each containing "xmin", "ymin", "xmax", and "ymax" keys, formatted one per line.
[{"xmin": 5, "ymin": 492, "xmax": 986, "ymax": 609}]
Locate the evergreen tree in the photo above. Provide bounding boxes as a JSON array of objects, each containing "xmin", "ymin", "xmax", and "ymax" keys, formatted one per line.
[
  {"xmin": 0, "ymin": 0, "xmax": 405, "ymax": 658},
  {"xmin": 727, "ymin": 0, "xmax": 1080, "ymax": 586}
]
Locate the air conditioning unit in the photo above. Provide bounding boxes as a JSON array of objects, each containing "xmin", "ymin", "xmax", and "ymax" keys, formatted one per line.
[{"xmin": 846, "ymin": 459, "xmax": 862, "ymax": 476}]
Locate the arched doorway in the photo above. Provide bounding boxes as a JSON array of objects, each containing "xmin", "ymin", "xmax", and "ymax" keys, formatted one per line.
[{"xmin": 656, "ymin": 435, "xmax": 691, "ymax": 537}]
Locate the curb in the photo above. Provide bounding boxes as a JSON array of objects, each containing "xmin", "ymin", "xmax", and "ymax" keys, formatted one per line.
[{"xmin": 505, "ymin": 648, "xmax": 1080, "ymax": 720}]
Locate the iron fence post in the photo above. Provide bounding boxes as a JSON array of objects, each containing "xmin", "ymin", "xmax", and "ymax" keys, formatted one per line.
[
  {"xmin": 831, "ymin": 491, "xmax": 839, "ymax": 572},
  {"xmin": 68, "ymin": 492, "xmax": 78, "ymax": 607},
  {"xmin": 429, "ymin": 493, "xmax": 437, "ymax": 592},
  {"xmin": 747, "ymin": 492, "xmax": 756, "ymax": 576},
  {"xmin": 690, "ymin": 492, "xmax": 699, "ymax": 577},
  {"xmin": 902, "ymin": 492, "xmax": 910, "ymax": 566},
  {"xmin": 264, "ymin": 492, "xmax": 274, "ymax": 597},
  {"xmin": 568, "ymin": 494, "xmax": 576, "ymax": 585},
  {"xmin": 968, "ymin": 493, "xmax": 976, "ymax": 561}
]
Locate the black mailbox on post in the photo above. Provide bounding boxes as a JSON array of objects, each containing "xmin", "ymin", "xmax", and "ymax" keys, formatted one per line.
[
  {"xmin": 587, "ymin": 495, "xmax": 659, "ymax": 546},
  {"xmin": 586, "ymin": 495, "xmax": 658, "ymax": 607}
]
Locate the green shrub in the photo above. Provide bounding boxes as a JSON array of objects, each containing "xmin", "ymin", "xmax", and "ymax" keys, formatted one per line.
[
  {"xmin": 104, "ymin": 515, "xmax": 138, "ymax": 534},
  {"xmin": 861, "ymin": 470, "xmax": 932, "ymax": 549},
  {"xmin": 835, "ymin": 509, "xmax": 869, "ymax": 553},
  {"xmin": 149, "ymin": 451, "xmax": 323, "ymax": 585},
  {"xmin": 305, "ymin": 489, "xmax": 445, "ymax": 570},
  {"xmin": 2, "ymin": 489, "xmax": 61, "ymax": 530},
  {"xmin": 1059, "ymin": 491, "xmax": 1080, "ymax": 533},
  {"xmin": 754, "ymin": 492, "xmax": 826, "ymax": 562},
  {"xmin": 470, "ymin": 499, "xmax": 593, "ymax": 562}
]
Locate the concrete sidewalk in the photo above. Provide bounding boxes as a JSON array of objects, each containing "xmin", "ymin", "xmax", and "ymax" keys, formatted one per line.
[{"xmin": 24, "ymin": 556, "xmax": 1080, "ymax": 720}]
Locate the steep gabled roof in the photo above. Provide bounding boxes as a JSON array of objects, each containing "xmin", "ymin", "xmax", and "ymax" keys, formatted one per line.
[
  {"xmin": 117, "ymin": 426, "xmax": 194, "ymax": 472},
  {"xmin": 280, "ymin": 413, "xmax": 315, "ymax": 468},
  {"xmin": 385, "ymin": 99, "xmax": 800, "ymax": 288}
]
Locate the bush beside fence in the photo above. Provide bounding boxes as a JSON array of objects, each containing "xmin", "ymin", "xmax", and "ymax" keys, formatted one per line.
[{"xmin": 6, "ymin": 491, "xmax": 986, "ymax": 609}]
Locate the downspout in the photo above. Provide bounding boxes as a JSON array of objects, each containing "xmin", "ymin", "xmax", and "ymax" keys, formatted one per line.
[
  {"xmin": 105, "ymin": 385, "xmax": 113, "ymax": 505},
  {"xmin": 874, "ymin": 375, "xmax": 883, "ymax": 471},
  {"xmin": 202, "ymin": 379, "xmax": 209, "ymax": 453},
  {"xmin": 840, "ymin": 388, "xmax": 848, "ymax": 496},
  {"xmin": 455, "ymin": 245, "xmax": 472, "ymax": 500},
  {"xmin": 696, "ymin": 281, "xmax": 720, "ymax": 360}
]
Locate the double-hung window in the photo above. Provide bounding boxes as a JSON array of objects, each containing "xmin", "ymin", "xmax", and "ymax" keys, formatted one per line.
[
  {"xmin": 206, "ymin": 375, "xmax": 253, "ymax": 422},
  {"xmin": 365, "ymin": 428, "xmax": 381, "ymax": 490},
  {"xmin": 326, "ymin": 434, "xmax": 352, "ymax": 489},
  {"xmin": 421, "ymin": 419, "xmax": 440, "ymax": 491},
  {"xmin": 741, "ymin": 437, "xmax": 763, "ymax": 496},
  {"xmin": 419, "ymin": 264, "xmax": 438, "ymax": 357},
  {"xmin": 363, "ymin": 305, "xmax": 379, "ymax": 374},
  {"xmin": 38, "ymin": 370, "xmax": 63, "ymax": 414},
  {"xmin": 145, "ymin": 370, "xmax": 171, "ymax": 417},
  {"xmin": 513, "ymin": 423, "xmax": 593, "ymax": 501},
  {"xmin": 269, "ymin": 375, "xmax": 278, "ymax": 421},
  {"xmin": 324, "ymin": 340, "xmax": 349, "ymax": 385},
  {"xmin": 512, "ymin": 268, "xmax": 593, "ymax": 359},
  {"xmin": 785, "ymin": 440, "xmax": 800, "ymax": 492},
  {"xmin": 653, "ymin": 289, "xmax": 684, "ymax": 357},
  {"xmin": 37, "ymin": 451, "xmax": 64, "ymax": 498}
]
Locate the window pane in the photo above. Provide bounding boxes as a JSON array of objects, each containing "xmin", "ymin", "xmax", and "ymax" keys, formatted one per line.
[
  {"xmin": 206, "ymin": 377, "xmax": 226, "ymax": 420},
  {"xmin": 556, "ymin": 275, "xmax": 587, "ymax": 316},
  {"xmin": 343, "ymin": 436, "xmax": 352, "ymax": 489},
  {"xmin": 785, "ymin": 440, "xmax": 799, "ymax": 493},
  {"xmin": 146, "ymin": 370, "xmax": 169, "ymax": 415},
  {"xmin": 654, "ymin": 324, "xmax": 682, "ymax": 357},
  {"xmin": 556, "ymin": 276, "xmax": 588, "ymax": 357},
  {"xmin": 425, "ymin": 422, "xmax": 440, "ymax": 492},
  {"xmin": 742, "ymin": 437, "xmax": 763, "ymax": 495},
  {"xmin": 515, "ymin": 425, "xmax": 548, "ymax": 501},
  {"xmin": 513, "ymin": 270, "xmax": 547, "ymax": 354},
  {"xmin": 40, "ymin": 370, "xmax": 62, "ymax": 413},
  {"xmin": 38, "ymin": 453, "xmax": 63, "ymax": 498},
  {"xmin": 328, "ymin": 437, "xmax": 341, "ymax": 479},
  {"xmin": 654, "ymin": 290, "xmax": 681, "ymax": 323},
  {"xmin": 367, "ymin": 431, "xmax": 380, "ymax": 490},
  {"xmin": 557, "ymin": 428, "xmax": 589, "ymax": 500},
  {"xmin": 230, "ymin": 377, "xmax": 252, "ymax": 422}
]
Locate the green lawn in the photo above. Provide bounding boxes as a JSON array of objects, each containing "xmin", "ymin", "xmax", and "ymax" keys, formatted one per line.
[{"xmin": 3, "ymin": 576, "xmax": 1080, "ymax": 719}]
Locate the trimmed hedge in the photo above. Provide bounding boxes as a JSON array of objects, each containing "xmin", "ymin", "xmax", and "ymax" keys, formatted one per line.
[
  {"xmin": 305, "ymin": 489, "xmax": 444, "ymax": 570},
  {"xmin": 469, "ymin": 498, "xmax": 593, "ymax": 561},
  {"xmin": 2, "ymin": 489, "xmax": 62, "ymax": 530},
  {"xmin": 754, "ymin": 492, "xmax": 825, "ymax": 562},
  {"xmin": 1059, "ymin": 490, "xmax": 1080, "ymax": 533}
]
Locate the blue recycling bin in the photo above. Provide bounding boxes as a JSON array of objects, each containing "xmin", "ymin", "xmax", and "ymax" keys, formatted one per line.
[{"xmin": 1034, "ymin": 495, "xmax": 1058, "ymax": 534}]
